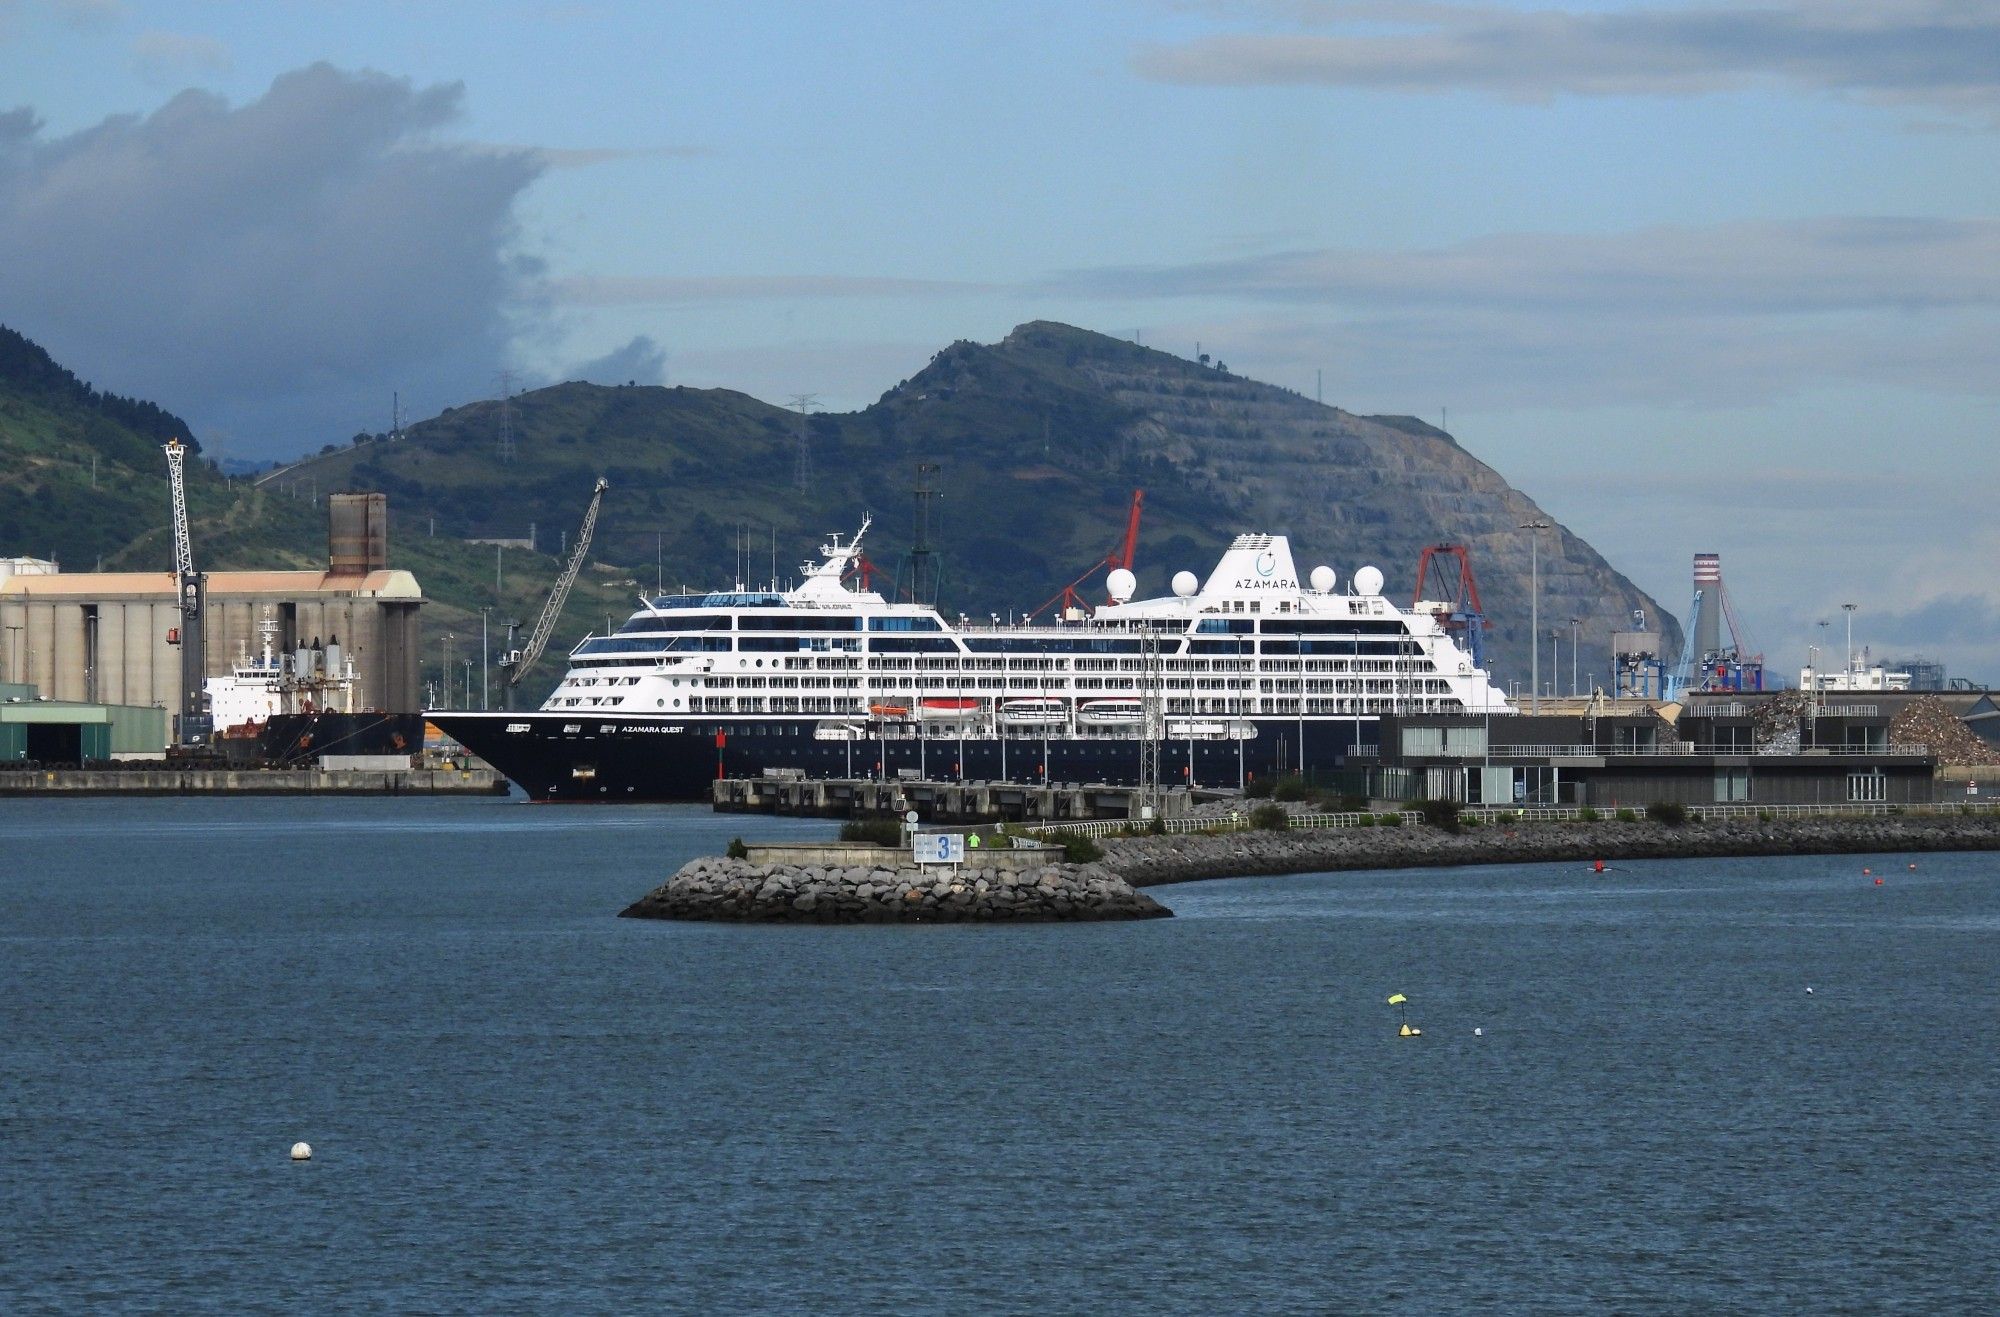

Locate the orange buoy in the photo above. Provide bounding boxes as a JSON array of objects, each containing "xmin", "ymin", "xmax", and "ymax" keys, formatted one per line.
[
  {"xmin": 1874, "ymin": 877, "xmax": 1884, "ymax": 886},
  {"xmin": 1593, "ymin": 859, "xmax": 1605, "ymax": 873}
]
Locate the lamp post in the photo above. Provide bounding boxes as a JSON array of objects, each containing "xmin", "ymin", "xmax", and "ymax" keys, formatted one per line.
[
  {"xmin": 1569, "ymin": 617, "xmax": 1580, "ymax": 698},
  {"xmin": 1841, "ymin": 602, "xmax": 1857, "ymax": 675},
  {"xmin": 1549, "ymin": 627, "xmax": 1562, "ymax": 702},
  {"xmin": 1520, "ymin": 519, "xmax": 1551, "ymax": 714},
  {"xmin": 3, "ymin": 623, "xmax": 20, "ymax": 686},
  {"xmin": 442, "ymin": 632, "xmax": 455, "ymax": 709},
  {"xmin": 480, "ymin": 607, "xmax": 491, "ymax": 711}
]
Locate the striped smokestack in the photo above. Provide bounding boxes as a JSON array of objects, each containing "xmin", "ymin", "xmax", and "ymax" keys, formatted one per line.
[{"xmin": 1693, "ymin": 553, "xmax": 1722, "ymax": 661}]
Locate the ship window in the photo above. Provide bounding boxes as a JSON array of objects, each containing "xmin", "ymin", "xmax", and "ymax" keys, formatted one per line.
[
  {"xmin": 620, "ymin": 613, "xmax": 728, "ymax": 633},
  {"xmin": 868, "ymin": 616, "xmax": 944, "ymax": 632}
]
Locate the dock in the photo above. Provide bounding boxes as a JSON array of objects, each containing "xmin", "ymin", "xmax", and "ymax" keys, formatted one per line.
[
  {"xmin": 0, "ymin": 766, "xmax": 510, "ymax": 796},
  {"xmin": 712, "ymin": 774, "xmax": 1228, "ymax": 823}
]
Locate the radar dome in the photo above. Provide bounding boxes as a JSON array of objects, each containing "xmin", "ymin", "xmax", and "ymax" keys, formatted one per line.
[
  {"xmin": 1171, "ymin": 570, "xmax": 1199, "ymax": 598},
  {"xmin": 1354, "ymin": 565, "xmax": 1385, "ymax": 596},
  {"xmin": 1106, "ymin": 567, "xmax": 1137, "ymax": 603},
  {"xmin": 1309, "ymin": 565, "xmax": 1336, "ymax": 593}
]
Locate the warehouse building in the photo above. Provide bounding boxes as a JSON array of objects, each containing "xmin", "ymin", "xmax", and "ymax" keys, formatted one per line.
[{"xmin": 0, "ymin": 495, "xmax": 425, "ymax": 713}]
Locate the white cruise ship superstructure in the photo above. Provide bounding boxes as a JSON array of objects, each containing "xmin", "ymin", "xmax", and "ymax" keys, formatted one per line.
[{"xmin": 432, "ymin": 518, "xmax": 1511, "ymax": 801}]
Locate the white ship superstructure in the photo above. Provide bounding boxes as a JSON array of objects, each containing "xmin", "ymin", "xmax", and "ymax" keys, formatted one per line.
[
  {"xmin": 537, "ymin": 521, "xmax": 1508, "ymax": 729},
  {"xmin": 205, "ymin": 611, "xmax": 360, "ymax": 736}
]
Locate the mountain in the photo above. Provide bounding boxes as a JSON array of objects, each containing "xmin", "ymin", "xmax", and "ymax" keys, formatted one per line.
[
  {"xmin": 273, "ymin": 320, "xmax": 1677, "ymax": 689},
  {"xmin": 0, "ymin": 325, "xmax": 634, "ymax": 707},
  {"xmin": 0, "ymin": 320, "xmax": 1677, "ymax": 702}
]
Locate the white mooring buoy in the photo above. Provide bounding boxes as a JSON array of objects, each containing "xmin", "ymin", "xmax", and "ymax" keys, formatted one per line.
[
  {"xmin": 1474, "ymin": 1027, "xmax": 1484, "ymax": 1036},
  {"xmin": 290, "ymin": 1141, "xmax": 313, "ymax": 1162}
]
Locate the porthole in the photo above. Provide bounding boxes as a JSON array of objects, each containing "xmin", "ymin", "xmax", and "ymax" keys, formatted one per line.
[{"xmin": 656, "ymin": 699, "xmax": 665, "ymax": 708}]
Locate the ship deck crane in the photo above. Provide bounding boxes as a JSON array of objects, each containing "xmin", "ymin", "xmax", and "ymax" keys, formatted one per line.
[
  {"xmin": 1030, "ymin": 488, "xmax": 1144, "ymax": 620},
  {"xmin": 162, "ymin": 439, "xmax": 211, "ymax": 746},
  {"xmin": 499, "ymin": 477, "xmax": 609, "ymax": 709}
]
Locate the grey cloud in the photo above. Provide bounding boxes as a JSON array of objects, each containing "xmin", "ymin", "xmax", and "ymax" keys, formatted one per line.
[
  {"xmin": 550, "ymin": 274, "xmax": 990, "ymax": 306},
  {"xmin": 1135, "ymin": 2, "xmax": 2000, "ymax": 116},
  {"xmin": 1061, "ymin": 218, "xmax": 2000, "ymax": 316},
  {"xmin": 0, "ymin": 63, "xmax": 546, "ymax": 458},
  {"xmin": 131, "ymin": 30, "xmax": 230, "ymax": 84},
  {"xmin": 1049, "ymin": 217, "xmax": 2000, "ymax": 408},
  {"xmin": 565, "ymin": 334, "xmax": 667, "ymax": 386}
]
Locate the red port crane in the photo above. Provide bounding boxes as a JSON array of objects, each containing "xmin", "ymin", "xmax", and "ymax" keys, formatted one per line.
[
  {"xmin": 1412, "ymin": 543, "xmax": 1488, "ymax": 669},
  {"xmin": 1030, "ymin": 489, "xmax": 1145, "ymax": 621}
]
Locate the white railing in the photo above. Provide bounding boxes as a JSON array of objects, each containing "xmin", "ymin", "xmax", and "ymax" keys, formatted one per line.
[
  {"xmin": 1020, "ymin": 798, "xmax": 2000, "ymax": 838},
  {"xmin": 1480, "ymin": 742, "xmax": 1930, "ymax": 759}
]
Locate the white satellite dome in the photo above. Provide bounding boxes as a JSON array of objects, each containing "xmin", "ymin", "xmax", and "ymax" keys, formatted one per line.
[
  {"xmin": 1309, "ymin": 564, "xmax": 1335, "ymax": 593},
  {"xmin": 1171, "ymin": 570, "xmax": 1199, "ymax": 598},
  {"xmin": 1353, "ymin": 564, "xmax": 1385, "ymax": 596},
  {"xmin": 1106, "ymin": 567, "xmax": 1137, "ymax": 603}
]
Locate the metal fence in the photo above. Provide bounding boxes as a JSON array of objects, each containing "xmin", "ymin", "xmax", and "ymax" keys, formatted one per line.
[{"xmin": 1022, "ymin": 798, "xmax": 2000, "ymax": 839}]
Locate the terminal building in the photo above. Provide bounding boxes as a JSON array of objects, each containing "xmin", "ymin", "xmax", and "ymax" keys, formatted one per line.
[{"xmin": 0, "ymin": 494, "xmax": 425, "ymax": 715}]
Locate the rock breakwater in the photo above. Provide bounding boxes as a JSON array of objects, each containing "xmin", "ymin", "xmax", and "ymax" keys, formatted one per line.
[
  {"xmin": 620, "ymin": 856, "xmax": 1172, "ymax": 923},
  {"xmin": 1100, "ymin": 814, "xmax": 2000, "ymax": 886}
]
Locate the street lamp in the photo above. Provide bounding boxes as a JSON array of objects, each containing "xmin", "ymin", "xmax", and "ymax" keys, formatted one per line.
[
  {"xmin": 1841, "ymin": 602, "xmax": 1858, "ymax": 675},
  {"xmin": 1569, "ymin": 617, "xmax": 1580, "ymax": 698},
  {"xmin": 1520, "ymin": 519, "xmax": 1551, "ymax": 714},
  {"xmin": 480, "ymin": 607, "xmax": 491, "ymax": 711}
]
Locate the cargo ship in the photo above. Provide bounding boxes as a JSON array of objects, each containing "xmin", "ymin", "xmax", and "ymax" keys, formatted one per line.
[
  {"xmin": 430, "ymin": 519, "xmax": 1511, "ymax": 801},
  {"xmin": 208, "ymin": 612, "xmax": 420, "ymax": 766}
]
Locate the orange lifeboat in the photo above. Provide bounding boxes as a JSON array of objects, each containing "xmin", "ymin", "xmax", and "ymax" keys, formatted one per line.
[{"xmin": 868, "ymin": 702, "xmax": 911, "ymax": 718}]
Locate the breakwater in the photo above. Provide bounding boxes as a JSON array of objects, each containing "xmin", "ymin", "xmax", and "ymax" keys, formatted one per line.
[
  {"xmin": 620, "ymin": 849, "xmax": 1171, "ymax": 923},
  {"xmin": 1097, "ymin": 814, "xmax": 2000, "ymax": 886}
]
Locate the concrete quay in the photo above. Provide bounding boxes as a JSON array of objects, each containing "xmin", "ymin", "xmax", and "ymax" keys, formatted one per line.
[
  {"xmin": 1095, "ymin": 813, "xmax": 2000, "ymax": 887},
  {"xmin": 712, "ymin": 774, "xmax": 1219, "ymax": 822},
  {"xmin": 0, "ymin": 766, "xmax": 510, "ymax": 796}
]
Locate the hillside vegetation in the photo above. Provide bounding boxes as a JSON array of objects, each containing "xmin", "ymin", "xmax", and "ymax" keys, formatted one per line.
[{"xmin": 1, "ymin": 320, "xmax": 1676, "ymax": 702}]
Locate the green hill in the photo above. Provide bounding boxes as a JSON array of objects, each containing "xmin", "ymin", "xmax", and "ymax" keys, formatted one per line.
[{"xmin": 1, "ymin": 320, "xmax": 1677, "ymax": 702}]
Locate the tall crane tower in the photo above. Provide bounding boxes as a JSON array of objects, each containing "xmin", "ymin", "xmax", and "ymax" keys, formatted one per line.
[
  {"xmin": 498, "ymin": 477, "xmax": 609, "ymax": 710},
  {"xmin": 162, "ymin": 440, "xmax": 211, "ymax": 746}
]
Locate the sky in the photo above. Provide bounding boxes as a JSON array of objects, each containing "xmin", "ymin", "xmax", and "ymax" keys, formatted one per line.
[{"xmin": 1, "ymin": 0, "xmax": 1996, "ymax": 679}]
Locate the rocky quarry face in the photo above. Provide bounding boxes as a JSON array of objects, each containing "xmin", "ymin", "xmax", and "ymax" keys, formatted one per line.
[{"xmin": 620, "ymin": 856, "xmax": 1172, "ymax": 923}]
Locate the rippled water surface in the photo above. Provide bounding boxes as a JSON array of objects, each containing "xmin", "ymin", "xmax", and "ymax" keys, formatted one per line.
[{"xmin": 4, "ymin": 797, "xmax": 1998, "ymax": 1312}]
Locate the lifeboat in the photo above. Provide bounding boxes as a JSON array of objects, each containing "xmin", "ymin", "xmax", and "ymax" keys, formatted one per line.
[
  {"xmin": 917, "ymin": 697, "xmax": 982, "ymax": 719},
  {"xmin": 1000, "ymin": 697, "xmax": 1066, "ymax": 725},
  {"xmin": 1078, "ymin": 697, "xmax": 1144, "ymax": 725},
  {"xmin": 868, "ymin": 702, "xmax": 911, "ymax": 718}
]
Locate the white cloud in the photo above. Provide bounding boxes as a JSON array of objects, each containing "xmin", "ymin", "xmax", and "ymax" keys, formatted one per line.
[{"xmin": 0, "ymin": 63, "xmax": 547, "ymax": 457}]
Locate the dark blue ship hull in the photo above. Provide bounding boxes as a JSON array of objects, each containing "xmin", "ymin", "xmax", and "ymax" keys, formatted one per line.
[{"xmin": 430, "ymin": 711, "xmax": 1371, "ymax": 802}]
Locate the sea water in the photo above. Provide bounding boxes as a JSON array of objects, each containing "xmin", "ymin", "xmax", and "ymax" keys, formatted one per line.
[{"xmin": 3, "ymin": 796, "xmax": 1997, "ymax": 1311}]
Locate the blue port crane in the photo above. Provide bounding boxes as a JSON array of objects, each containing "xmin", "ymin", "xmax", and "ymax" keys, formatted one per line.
[{"xmin": 1665, "ymin": 589, "xmax": 1704, "ymax": 700}]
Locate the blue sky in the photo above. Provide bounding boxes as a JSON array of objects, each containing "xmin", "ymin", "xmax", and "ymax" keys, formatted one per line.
[{"xmin": 2, "ymin": 0, "xmax": 1996, "ymax": 679}]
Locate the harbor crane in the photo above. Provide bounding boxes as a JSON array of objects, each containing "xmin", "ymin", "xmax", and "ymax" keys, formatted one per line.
[
  {"xmin": 1031, "ymin": 488, "xmax": 1145, "ymax": 620},
  {"xmin": 162, "ymin": 439, "xmax": 211, "ymax": 746},
  {"xmin": 499, "ymin": 477, "xmax": 609, "ymax": 710},
  {"xmin": 1410, "ymin": 543, "xmax": 1489, "ymax": 670},
  {"xmin": 1665, "ymin": 589, "xmax": 1704, "ymax": 701}
]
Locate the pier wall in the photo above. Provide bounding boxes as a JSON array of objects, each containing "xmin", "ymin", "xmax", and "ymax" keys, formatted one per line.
[{"xmin": 0, "ymin": 767, "xmax": 508, "ymax": 795}]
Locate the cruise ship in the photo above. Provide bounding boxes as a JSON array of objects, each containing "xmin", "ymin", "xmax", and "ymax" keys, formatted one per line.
[{"xmin": 430, "ymin": 519, "xmax": 1511, "ymax": 800}]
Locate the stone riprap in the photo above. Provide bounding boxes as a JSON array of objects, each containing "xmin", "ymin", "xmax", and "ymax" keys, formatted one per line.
[
  {"xmin": 620, "ymin": 856, "xmax": 1172, "ymax": 923},
  {"xmin": 1098, "ymin": 814, "xmax": 2000, "ymax": 886}
]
